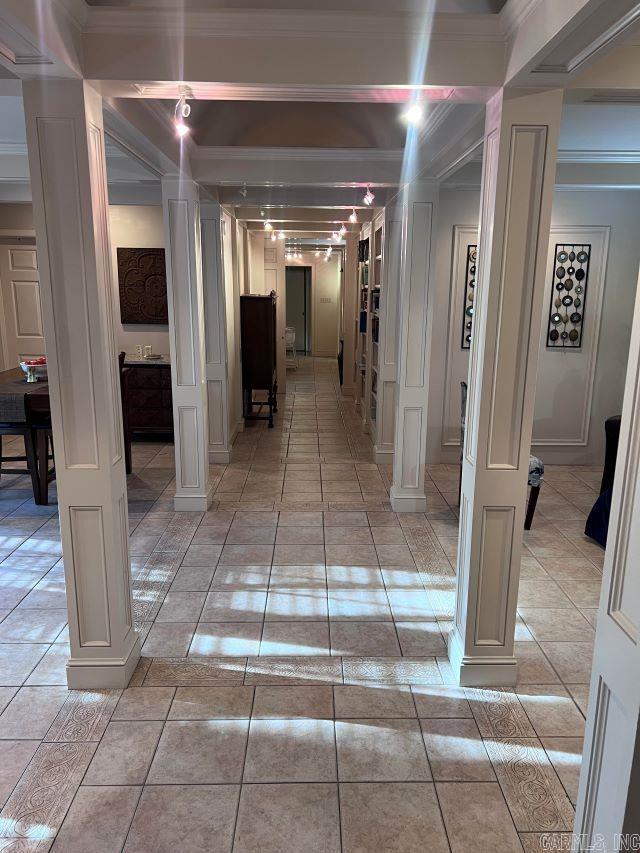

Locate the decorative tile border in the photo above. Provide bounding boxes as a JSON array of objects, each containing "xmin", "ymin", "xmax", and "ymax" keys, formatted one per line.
[
  {"xmin": 44, "ymin": 691, "xmax": 120, "ymax": 743},
  {"xmin": 0, "ymin": 742, "xmax": 95, "ymax": 840},
  {"xmin": 466, "ymin": 689, "xmax": 537, "ymax": 738}
]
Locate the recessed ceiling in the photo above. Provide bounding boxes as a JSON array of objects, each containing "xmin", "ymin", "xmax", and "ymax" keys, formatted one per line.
[{"xmin": 158, "ymin": 100, "xmax": 409, "ymax": 149}]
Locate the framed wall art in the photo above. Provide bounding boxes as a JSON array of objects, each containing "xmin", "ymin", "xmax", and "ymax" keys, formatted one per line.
[
  {"xmin": 460, "ymin": 244, "xmax": 477, "ymax": 349},
  {"xmin": 546, "ymin": 243, "xmax": 591, "ymax": 349},
  {"xmin": 117, "ymin": 247, "xmax": 168, "ymax": 325}
]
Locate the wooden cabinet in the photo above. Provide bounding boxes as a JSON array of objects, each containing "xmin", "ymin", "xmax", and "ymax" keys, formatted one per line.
[
  {"xmin": 240, "ymin": 294, "xmax": 278, "ymax": 428},
  {"xmin": 125, "ymin": 364, "xmax": 173, "ymax": 435}
]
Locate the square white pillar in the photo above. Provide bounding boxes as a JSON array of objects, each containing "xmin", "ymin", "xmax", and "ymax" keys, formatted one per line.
[
  {"xmin": 448, "ymin": 88, "xmax": 563, "ymax": 686},
  {"xmin": 201, "ymin": 202, "xmax": 232, "ymax": 464},
  {"xmin": 162, "ymin": 177, "xmax": 211, "ymax": 511},
  {"xmin": 390, "ymin": 182, "xmax": 439, "ymax": 512},
  {"xmin": 23, "ymin": 80, "xmax": 139, "ymax": 689}
]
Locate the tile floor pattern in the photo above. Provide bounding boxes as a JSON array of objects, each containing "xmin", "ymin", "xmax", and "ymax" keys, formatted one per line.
[{"xmin": 0, "ymin": 357, "xmax": 603, "ymax": 851}]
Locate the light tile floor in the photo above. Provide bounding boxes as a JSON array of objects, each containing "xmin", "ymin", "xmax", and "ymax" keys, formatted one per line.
[{"xmin": 0, "ymin": 356, "xmax": 603, "ymax": 851}]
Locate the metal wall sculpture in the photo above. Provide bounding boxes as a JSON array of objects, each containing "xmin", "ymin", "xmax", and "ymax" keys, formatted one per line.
[
  {"xmin": 546, "ymin": 243, "xmax": 591, "ymax": 349},
  {"xmin": 117, "ymin": 247, "xmax": 168, "ymax": 325},
  {"xmin": 461, "ymin": 244, "xmax": 477, "ymax": 350}
]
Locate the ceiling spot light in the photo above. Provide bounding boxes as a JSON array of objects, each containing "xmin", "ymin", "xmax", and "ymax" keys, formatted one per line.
[
  {"xmin": 331, "ymin": 231, "xmax": 340, "ymax": 242},
  {"xmin": 363, "ymin": 187, "xmax": 375, "ymax": 206},
  {"xmin": 339, "ymin": 223, "xmax": 347, "ymax": 237},
  {"xmin": 174, "ymin": 93, "xmax": 191, "ymax": 138},
  {"xmin": 402, "ymin": 103, "xmax": 424, "ymax": 127},
  {"xmin": 349, "ymin": 209, "xmax": 358, "ymax": 223},
  {"xmin": 264, "ymin": 220, "xmax": 273, "ymax": 231},
  {"xmin": 326, "ymin": 245, "xmax": 333, "ymax": 256},
  {"xmin": 271, "ymin": 232, "xmax": 277, "ymax": 242},
  {"xmin": 240, "ymin": 183, "xmax": 247, "ymax": 198},
  {"xmin": 278, "ymin": 231, "xmax": 285, "ymax": 240}
]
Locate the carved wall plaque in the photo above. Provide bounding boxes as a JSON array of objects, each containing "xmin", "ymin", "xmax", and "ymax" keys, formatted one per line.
[{"xmin": 117, "ymin": 247, "xmax": 168, "ymax": 325}]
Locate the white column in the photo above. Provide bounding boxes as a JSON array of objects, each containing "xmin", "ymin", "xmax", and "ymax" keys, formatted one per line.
[
  {"xmin": 263, "ymin": 237, "xmax": 286, "ymax": 396},
  {"xmin": 201, "ymin": 202, "xmax": 231, "ymax": 463},
  {"xmin": 373, "ymin": 203, "xmax": 402, "ymax": 463},
  {"xmin": 162, "ymin": 177, "xmax": 211, "ymax": 511},
  {"xmin": 341, "ymin": 232, "xmax": 359, "ymax": 398},
  {"xmin": 23, "ymin": 80, "xmax": 139, "ymax": 689},
  {"xmin": 390, "ymin": 181, "xmax": 439, "ymax": 512},
  {"xmin": 449, "ymin": 88, "xmax": 563, "ymax": 687}
]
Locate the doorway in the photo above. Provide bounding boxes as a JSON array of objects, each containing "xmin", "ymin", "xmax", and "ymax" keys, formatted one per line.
[
  {"xmin": 0, "ymin": 242, "xmax": 44, "ymax": 370},
  {"xmin": 286, "ymin": 266, "xmax": 311, "ymax": 353}
]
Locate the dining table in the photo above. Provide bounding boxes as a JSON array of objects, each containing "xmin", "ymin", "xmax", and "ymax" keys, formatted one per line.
[{"xmin": 0, "ymin": 367, "xmax": 53, "ymax": 504}]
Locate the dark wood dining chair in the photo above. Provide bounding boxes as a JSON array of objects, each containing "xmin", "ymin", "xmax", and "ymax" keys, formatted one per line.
[
  {"xmin": 0, "ymin": 425, "xmax": 41, "ymax": 502},
  {"xmin": 119, "ymin": 352, "xmax": 133, "ymax": 475}
]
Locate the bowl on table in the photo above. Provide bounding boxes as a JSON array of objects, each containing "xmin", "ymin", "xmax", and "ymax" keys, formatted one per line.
[{"xmin": 19, "ymin": 359, "xmax": 48, "ymax": 380}]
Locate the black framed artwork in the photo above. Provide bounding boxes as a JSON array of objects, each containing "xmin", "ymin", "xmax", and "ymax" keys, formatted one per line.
[
  {"xmin": 461, "ymin": 244, "xmax": 477, "ymax": 350},
  {"xmin": 117, "ymin": 247, "xmax": 168, "ymax": 325},
  {"xmin": 546, "ymin": 243, "xmax": 591, "ymax": 349}
]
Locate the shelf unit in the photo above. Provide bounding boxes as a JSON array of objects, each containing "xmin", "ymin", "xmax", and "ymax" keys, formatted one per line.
[
  {"xmin": 363, "ymin": 215, "xmax": 384, "ymax": 435},
  {"xmin": 354, "ymin": 231, "xmax": 370, "ymax": 415}
]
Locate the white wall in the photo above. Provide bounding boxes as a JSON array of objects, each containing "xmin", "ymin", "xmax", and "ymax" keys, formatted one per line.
[
  {"xmin": 287, "ymin": 252, "xmax": 341, "ymax": 358},
  {"xmin": 428, "ymin": 187, "xmax": 640, "ymax": 466},
  {"xmin": 108, "ymin": 205, "xmax": 170, "ymax": 356}
]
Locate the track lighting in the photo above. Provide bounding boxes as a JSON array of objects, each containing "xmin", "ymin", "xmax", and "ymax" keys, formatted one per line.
[
  {"xmin": 331, "ymin": 231, "xmax": 340, "ymax": 242},
  {"xmin": 403, "ymin": 103, "xmax": 424, "ymax": 127},
  {"xmin": 363, "ymin": 187, "xmax": 375, "ymax": 206},
  {"xmin": 240, "ymin": 183, "xmax": 247, "ymax": 198},
  {"xmin": 339, "ymin": 223, "xmax": 347, "ymax": 237},
  {"xmin": 349, "ymin": 209, "xmax": 358, "ymax": 224},
  {"xmin": 174, "ymin": 93, "xmax": 191, "ymax": 138},
  {"xmin": 264, "ymin": 220, "xmax": 273, "ymax": 231},
  {"xmin": 278, "ymin": 231, "xmax": 285, "ymax": 240},
  {"xmin": 271, "ymin": 232, "xmax": 277, "ymax": 242},
  {"xmin": 315, "ymin": 249, "xmax": 320, "ymax": 257}
]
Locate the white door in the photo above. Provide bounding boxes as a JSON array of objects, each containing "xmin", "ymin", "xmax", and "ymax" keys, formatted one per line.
[
  {"xmin": 0, "ymin": 244, "xmax": 45, "ymax": 369},
  {"xmin": 574, "ymin": 267, "xmax": 640, "ymax": 848}
]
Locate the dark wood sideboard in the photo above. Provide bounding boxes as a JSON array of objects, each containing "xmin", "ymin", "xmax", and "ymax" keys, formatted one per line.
[{"xmin": 240, "ymin": 294, "xmax": 278, "ymax": 428}]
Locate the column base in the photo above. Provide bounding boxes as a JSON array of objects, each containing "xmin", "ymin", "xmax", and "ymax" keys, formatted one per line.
[
  {"xmin": 374, "ymin": 446, "xmax": 394, "ymax": 464},
  {"xmin": 389, "ymin": 487, "xmax": 427, "ymax": 513},
  {"xmin": 66, "ymin": 633, "xmax": 141, "ymax": 689},
  {"xmin": 174, "ymin": 491, "xmax": 213, "ymax": 512},
  {"xmin": 447, "ymin": 627, "xmax": 518, "ymax": 687},
  {"xmin": 209, "ymin": 448, "xmax": 231, "ymax": 464}
]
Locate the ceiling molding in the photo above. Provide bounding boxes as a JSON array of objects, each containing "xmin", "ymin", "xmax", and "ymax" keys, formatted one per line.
[
  {"xmin": 0, "ymin": 141, "xmax": 26, "ymax": 155},
  {"xmin": 193, "ymin": 147, "xmax": 404, "ymax": 163},
  {"xmin": 499, "ymin": 0, "xmax": 540, "ymax": 37},
  {"xmin": 531, "ymin": 2, "xmax": 640, "ymax": 75},
  {"xmin": 85, "ymin": 9, "xmax": 504, "ymax": 41},
  {"xmin": 134, "ymin": 82, "xmax": 459, "ymax": 104},
  {"xmin": 557, "ymin": 148, "xmax": 640, "ymax": 164}
]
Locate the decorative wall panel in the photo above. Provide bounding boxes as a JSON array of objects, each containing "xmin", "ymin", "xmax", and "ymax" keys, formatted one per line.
[
  {"xmin": 546, "ymin": 243, "xmax": 591, "ymax": 348},
  {"xmin": 117, "ymin": 247, "xmax": 168, "ymax": 325},
  {"xmin": 461, "ymin": 244, "xmax": 477, "ymax": 349}
]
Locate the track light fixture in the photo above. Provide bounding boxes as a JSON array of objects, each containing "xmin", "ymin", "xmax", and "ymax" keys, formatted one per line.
[
  {"xmin": 239, "ymin": 183, "xmax": 248, "ymax": 198},
  {"xmin": 349, "ymin": 209, "xmax": 358, "ymax": 224},
  {"xmin": 402, "ymin": 102, "xmax": 424, "ymax": 127},
  {"xmin": 363, "ymin": 187, "xmax": 375, "ymax": 206},
  {"xmin": 271, "ymin": 232, "xmax": 277, "ymax": 242},
  {"xmin": 264, "ymin": 220, "xmax": 273, "ymax": 231},
  {"xmin": 174, "ymin": 93, "xmax": 191, "ymax": 138},
  {"xmin": 278, "ymin": 231, "xmax": 285, "ymax": 240},
  {"xmin": 339, "ymin": 223, "xmax": 347, "ymax": 237}
]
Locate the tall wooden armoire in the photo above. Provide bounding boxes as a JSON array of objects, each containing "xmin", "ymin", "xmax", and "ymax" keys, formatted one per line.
[{"xmin": 240, "ymin": 293, "xmax": 278, "ymax": 428}]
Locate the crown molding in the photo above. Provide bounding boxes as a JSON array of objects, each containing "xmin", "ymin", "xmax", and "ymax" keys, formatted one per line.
[
  {"xmin": 0, "ymin": 141, "xmax": 27, "ymax": 155},
  {"xmin": 499, "ymin": 0, "xmax": 540, "ymax": 37},
  {"xmin": 557, "ymin": 148, "xmax": 640, "ymax": 164},
  {"xmin": 193, "ymin": 147, "xmax": 404, "ymax": 163},
  {"xmin": 85, "ymin": 8, "xmax": 504, "ymax": 41}
]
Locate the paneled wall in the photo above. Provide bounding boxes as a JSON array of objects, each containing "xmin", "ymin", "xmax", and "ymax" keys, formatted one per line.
[
  {"xmin": 428, "ymin": 188, "xmax": 640, "ymax": 466},
  {"xmin": 108, "ymin": 205, "xmax": 169, "ymax": 356}
]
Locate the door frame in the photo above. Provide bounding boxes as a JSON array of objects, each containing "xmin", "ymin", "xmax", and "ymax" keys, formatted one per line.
[
  {"xmin": 285, "ymin": 263, "xmax": 313, "ymax": 354},
  {"xmin": 0, "ymin": 233, "xmax": 38, "ymax": 372}
]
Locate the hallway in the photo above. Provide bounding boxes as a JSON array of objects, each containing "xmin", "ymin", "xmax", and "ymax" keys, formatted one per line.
[{"xmin": 0, "ymin": 357, "xmax": 598, "ymax": 852}]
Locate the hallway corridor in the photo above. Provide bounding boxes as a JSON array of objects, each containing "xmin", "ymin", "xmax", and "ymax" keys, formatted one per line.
[{"xmin": 0, "ymin": 357, "xmax": 599, "ymax": 851}]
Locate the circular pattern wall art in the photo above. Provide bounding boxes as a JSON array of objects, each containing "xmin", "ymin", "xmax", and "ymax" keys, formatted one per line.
[
  {"xmin": 461, "ymin": 244, "xmax": 477, "ymax": 350},
  {"xmin": 546, "ymin": 243, "xmax": 591, "ymax": 349}
]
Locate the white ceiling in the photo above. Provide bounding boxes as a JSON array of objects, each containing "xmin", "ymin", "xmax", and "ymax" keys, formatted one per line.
[{"xmin": 83, "ymin": 0, "xmax": 508, "ymax": 11}]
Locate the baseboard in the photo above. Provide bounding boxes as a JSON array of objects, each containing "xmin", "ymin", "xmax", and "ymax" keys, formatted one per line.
[
  {"xmin": 374, "ymin": 446, "xmax": 394, "ymax": 464},
  {"xmin": 209, "ymin": 447, "xmax": 231, "ymax": 463},
  {"xmin": 173, "ymin": 491, "xmax": 212, "ymax": 512},
  {"xmin": 389, "ymin": 487, "xmax": 427, "ymax": 513},
  {"xmin": 66, "ymin": 634, "xmax": 141, "ymax": 689},
  {"xmin": 447, "ymin": 627, "xmax": 518, "ymax": 687}
]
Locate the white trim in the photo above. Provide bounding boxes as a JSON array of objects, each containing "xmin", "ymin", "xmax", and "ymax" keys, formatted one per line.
[
  {"xmin": 557, "ymin": 149, "xmax": 640, "ymax": 164},
  {"xmin": 195, "ymin": 147, "xmax": 403, "ymax": 163},
  {"xmin": 498, "ymin": 0, "xmax": 540, "ymax": 38},
  {"xmin": 87, "ymin": 9, "xmax": 503, "ymax": 41},
  {"xmin": 447, "ymin": 625, "xmax": 518, "ymax": 687}
]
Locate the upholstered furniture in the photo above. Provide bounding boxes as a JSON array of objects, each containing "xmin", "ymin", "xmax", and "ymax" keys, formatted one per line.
[{"xmin": 459, "ymin": 382, "xmax": 543, "ymax": 529}]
